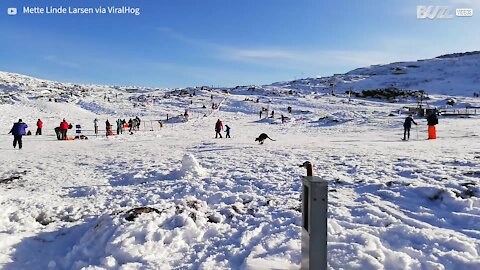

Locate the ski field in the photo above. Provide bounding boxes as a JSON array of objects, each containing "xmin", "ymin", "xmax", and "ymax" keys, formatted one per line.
[{"xmin": 0, "ymin": 53, "xmax": 479, "ymax": 270}]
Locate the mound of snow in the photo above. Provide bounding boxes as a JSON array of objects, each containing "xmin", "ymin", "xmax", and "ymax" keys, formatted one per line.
[
  {"xmin": 255, "ymin": 118, "xmax": 281, "ymax": 125},
  {"xmin": 179, "ymin": 154, "xmax": 207, "ymax": 178},
  {"xmin": 165, "ymin": 115, "xmax": 188, "ymax": 123},
  {"xmin": 60, "ymin": 210, "xmax": 178, "ymax": 269},
  {"xmin": 166, "ymin": 154, "xmax": 208, "ymax": 180}
]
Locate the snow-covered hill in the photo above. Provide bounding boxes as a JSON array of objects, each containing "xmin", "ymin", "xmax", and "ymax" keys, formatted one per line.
[
  {"xmin": 2, "ymin": 51, "xmax": 480, "ymax": 104},
  {"xmin": 268, "ymin": 51, "xmax": 480, "ymax": 97},
  {"xmin": 0, "ymin": 53, "xmax": 479, "ymax": 270}
]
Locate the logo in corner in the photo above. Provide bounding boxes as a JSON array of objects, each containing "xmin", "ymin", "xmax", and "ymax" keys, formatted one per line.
[
  {"xmin": 7, "ymin": 8, "xmax": 18, "ymax": 16},
  {"xmin": 417, "ymin": 6, "xmax": 454, "ymax": 19}
]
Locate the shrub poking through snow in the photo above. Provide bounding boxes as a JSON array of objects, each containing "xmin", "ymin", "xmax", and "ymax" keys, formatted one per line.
[
  {"xmin": 349, "ymin": 88, "xmax": 425, "ymax": 100},
  {"xmin": 453, "ymin": 183, "xmax": 478, "ymax": 199},
  {"xmin": 0, "ymin": 175, "xmax": 21, "ymax": 184},
  {"xmin": 430, "ymin": 189, "xmax": 447, "ymax": 201},
  {"xmin": 0, "ymin": 170, "xmax": 28, "ymax": 184},
  {"xmin": 124, "ymin": 207, "xmax": 162, "ymax": 222},
  {"xmin": 207, "ymin": 212, "xmax": 223, "ymax": 223}
]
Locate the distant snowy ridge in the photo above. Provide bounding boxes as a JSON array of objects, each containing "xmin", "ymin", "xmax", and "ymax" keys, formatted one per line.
[
  {"xmin": 436, "ymin": 51, "xmax": 480, "ymax": 59},
  {"xmin": 2, "ymin": 51, "xmax": 480, "ymax": 102},
  {"xmin": 0, "ymin": 71, "xmax": 168, "ymax": 105},
  {"xmin": 268, "ymin": 51, "xmax": 480, "ymax": 97}
]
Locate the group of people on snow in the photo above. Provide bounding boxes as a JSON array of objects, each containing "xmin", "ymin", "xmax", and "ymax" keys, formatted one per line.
[
  {"xmin": 59, "ymin": 119, "xmax": 72, "ymax": 140},
  {"xmin": 7, "ymin": 115, "xmax": 145, "ymax": 150},
  {"xmin": 53, "ymin": 119, "xmax": 73, "ymax": 140},
  {"xmin": 7, "ymin": 109, "xmax": 441, "ymax": 150},
  {"xmin": 403, "ymin": 111, "xmax": 438, "ymax": 141},
  {"xmin": 259, "ymin": 108, "xmax": 289, "ymax": 123},
  {"xmin": 214, "ymin": 119, "xmax": 231, "ymax": 138},
  {"xmin": 127, "ymin": 117, "xmax": 141, "ymax": 133},
  {"xmin": 95, "ymin": 117, "xmax": 140, "ymax": 136},
  {"xmin": 116, "ymin": 119, "xmax": 126, "ymax": 135},
  {"xmin": 8, "ymin": 118, "xmax": 71, "ymax": 149}
]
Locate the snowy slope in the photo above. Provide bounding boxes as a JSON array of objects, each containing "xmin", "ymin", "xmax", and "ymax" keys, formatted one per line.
[
  {"xmin": 269, "ymin": 52, "xmax": 480, "ymax": 97},
  {"xmin": 0, "ymin": 53, "xmax": 479, "ymax": 270}
]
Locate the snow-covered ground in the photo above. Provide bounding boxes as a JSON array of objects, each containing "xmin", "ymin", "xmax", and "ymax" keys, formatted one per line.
[{"xmin": 0, "ymin": 53, "xmax": 479, "ymax": 270}]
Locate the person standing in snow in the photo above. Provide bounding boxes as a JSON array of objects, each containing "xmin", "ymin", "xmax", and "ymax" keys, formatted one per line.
[
  {"xmin": 106, "ymin": 120, "xmax": 112, "ymax": 136},
  {"xmin": 59, "ymin": 119, "xmax": 69, "ymax": 140},
  {"xmin": 215, "ymin": 119, "xmax": 223, "ymax": 138},
  {"xmin": 94, "ymin": 118, "xmax": 98, "ymax": 135},
  {"xmin": 225, "ymin": 125, "xmax": 231, "ymax": 138},
  {"xmin": 8, "ymin": 119, "xmax": 28, "ymax": 149},
  {"xmin": 36, "ymin": 119, "xmax": 43, "ymax": 135},
  {"xmin": 135, "ymin": 116, "xmax": 141, "ymax": 130},
  {"xmin": 116, "ymin": 119, "xmax": 122, "ymax": 135},
  {"xmin": 403, "ymin": 114, "xmax": 417, "ymax": 141},
  {"xmin": 427, "ymin": 111, "xmax": 439, "ymax": 140},
  {"xmin": 128, "ymin": 118, "xmax": 133, "ymax": 132},
  {"xmin": 54, "ymin": 127, "xmax": 61, "ymax": 140}
]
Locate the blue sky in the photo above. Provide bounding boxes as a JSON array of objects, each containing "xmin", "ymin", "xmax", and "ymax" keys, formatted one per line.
[{"xmin": 0, "ymin": 0, "xmax": 479, "ymax": 88}]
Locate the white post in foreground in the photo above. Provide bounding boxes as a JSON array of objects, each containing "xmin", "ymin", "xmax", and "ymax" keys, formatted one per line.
[{"xmin": 300, "ymin": 161, "xmax": 328, "ymax": 270}]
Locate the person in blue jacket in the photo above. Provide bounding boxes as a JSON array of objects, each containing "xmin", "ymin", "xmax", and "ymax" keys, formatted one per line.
[{"xmin": 8, "ymin": 119, "xmax": 28, "ymax": 149}]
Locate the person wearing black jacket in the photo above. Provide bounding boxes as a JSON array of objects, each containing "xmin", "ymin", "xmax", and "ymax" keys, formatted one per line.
[
  {"xmin": 54, "ymin": 127, "xmax": 61, "ymax": 140},
  {"xmin": 128, "ymin": 118, "xmax": 133, "ymax": 133},
  {"xmin": 106, "ymin": 120, "xmax": 112, "ymax": 136},
  {"xmin": 403, "ymin": 114, "xmax": 417, "ymax": 141},
  {"xmin": 225, "ymin": 125, "xmax": 231, "ymax": 138}
]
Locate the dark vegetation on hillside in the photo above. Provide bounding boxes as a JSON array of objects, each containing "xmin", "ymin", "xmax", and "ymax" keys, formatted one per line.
[
  {"xmin": 436, "ymin": 51, "xmax": 480, "ymax": 59},
  {"xmin": 348, "ymin": 87, "xmax": 426, "ymax": 100}
]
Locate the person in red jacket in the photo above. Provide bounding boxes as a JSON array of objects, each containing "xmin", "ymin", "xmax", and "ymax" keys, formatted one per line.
[
  {"xmin": 215, "ymin": 119, "xmax": 223, "ymax": 138},
  {"xmin": 59, "ymin": 119, "xmax": 69, "ymax": 140},
  {"xmin": 36, "ymin": 119, "xmax": 43, "ymax": 135}
]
